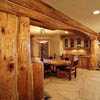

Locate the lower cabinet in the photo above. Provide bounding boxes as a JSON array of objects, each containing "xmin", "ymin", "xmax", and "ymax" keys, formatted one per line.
[
  {"xmin": 77, "ymin": 57, "xmax": 89, "ymax": 69},
  {"xmin": 32, "ymin": 62, "xmax": 44, "ymax": 100}
]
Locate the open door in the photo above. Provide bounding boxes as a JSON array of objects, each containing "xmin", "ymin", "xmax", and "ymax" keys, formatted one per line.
[{"xmin": 39, "ymin": 42, "xmax": 49, "ymax": 60}]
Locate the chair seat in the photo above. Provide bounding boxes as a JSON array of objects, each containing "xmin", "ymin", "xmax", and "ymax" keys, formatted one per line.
[
  {"xmin": 58, "ymin": 67, "xmax": 75, "ymax": 71},
  {"xmin": 56, "ymin": 65, "xmax": 69, "ymax": 70},
  {"xmin": 44, "ymin": 66, "xmax": 51, "ymax": 70},
  {"xmin": 65, "ymin": 67, "xmax": 75, "ymax": 71},
  {"xmin": 44, "ymin": 64, "xmax": 50, "ymax": 69}
]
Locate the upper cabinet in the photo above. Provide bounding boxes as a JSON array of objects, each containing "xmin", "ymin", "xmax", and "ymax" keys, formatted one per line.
[
  {"xmin": 65, "ymin": 38, "xmax": 68, "ymax": 48},
  {"xmin": 64, "ymin": 36, "xmax": 90, "ymax": 50},
  {"xmin": 70, "ymin": 38, "xmax": 74, "ymax": 48},
  {"xmin": 77, "ymin": 38, "xmax": 81, "ymax": 48},
  {"xmin": 84, "ymin": 39, "xmax": 89, "ymax": 48}
]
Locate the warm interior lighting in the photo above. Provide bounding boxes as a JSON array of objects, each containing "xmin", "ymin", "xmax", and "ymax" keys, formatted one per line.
[
  {"xmin": 39, "ymin": 40, "xmax": 48, "ymax": 43},
  {"xmin": 65, "ymin": 31, "xmax": 68, "ymax": 34},
  {"xmin": 93, "ymin": 10, "xmax": 100, "ymax": 15},
  {"xmin": 39, "ymin": 28, "xmax": 48, "ymax": 43}
]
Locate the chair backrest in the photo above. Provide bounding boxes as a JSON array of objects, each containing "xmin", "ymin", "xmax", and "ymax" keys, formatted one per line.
[
  {"xmin": 65, "ymin": 57, "xmax": 70, "ymax": 60},
  {"xmin": 73, "ymin": 55, "xmax": 79, "ymax": 66},
  {"xmin": 49, "ymin": 53, "xmax": 56, "ymax": 59},
  {"xmin": 49, "ymin": 56, "xmax": 53, "ymax": 59},
  {"xmin": 63, "ymin": 54, "xmax": 72, "ymax": 61},
  {"xmin": 71, "ymin": 55, "xmax": 79, "ymax": 67},
  {"xmin": 70, "ymin": 55, "xmax": 74, "ymax": 67}
]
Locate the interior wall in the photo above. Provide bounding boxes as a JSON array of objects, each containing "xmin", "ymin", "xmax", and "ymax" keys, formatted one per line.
[
  {"xmin": 31, "ymin": 33, "xmax": 90, "ymax": 60},
  {"xmin": 50, "ymin": 35, "xmax": 60, "ymax": 59},
  {"xmin": 31, "ymin": 34, "xmax": 61, "ymax": 59},
  {"xmin": 31, "ymin": 35, "xmax": 51, "ymax": 57}
]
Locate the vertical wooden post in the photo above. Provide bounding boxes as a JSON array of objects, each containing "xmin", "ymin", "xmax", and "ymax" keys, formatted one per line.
[
  {"xmin": 89, "ymin": 39, "xmax": 99, "ymax": 69},
  {"xmin": 17, "ymin": 16, "xmax": 33, "ymax": 100},
  {"xmin": 0, "ymin": 12, "xmax": 18, "ymax": 100},
  {"xmin": 30, "ymin": 35, "xmax": 34, "ymax": 58}
]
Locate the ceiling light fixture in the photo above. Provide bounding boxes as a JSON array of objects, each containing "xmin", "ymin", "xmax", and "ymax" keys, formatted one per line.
[
  {"xmin": 93, "ymin": 10, "xmax": 100, "ymax": 15},
  {"xmin": 65, "ymin": 31, "xmax": 69, "ymax": 34},
  {"xmin": 39, "ymin": 28, "xmax": 48, "ymax": 43}
]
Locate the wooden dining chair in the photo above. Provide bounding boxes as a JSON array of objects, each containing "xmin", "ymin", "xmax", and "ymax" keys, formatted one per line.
[
  {"xmin": 57, "ymin": 55, "xmax": 79, "ymax": 80},
  {"xmin": 49, "ymin": 53, "xmax": 56, "ymax": 59},
  {"xmin": 63, "ymin": 54, "xmax": 72, "ymax": 60},
  {"xmin": 44, "ymin": 63, "xmax": 52, "ymax": 76},
  {"xmin": 44, "ymin": 57, "xmax": 53, "ymax": 77}
]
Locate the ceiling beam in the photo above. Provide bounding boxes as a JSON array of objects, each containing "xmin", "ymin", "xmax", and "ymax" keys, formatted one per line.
[
  {"xmin": 0, "ymin": 0, "xmax": 74, "ymax": 31},
  {"xmin": 67, "ymin": 29, "xmax": 96, "ymax": 40},
  {"xmin": 30, "ymin": 19, "xmax": 55, "ymax": 30},
  {"xmin": 8, "ymin": 0, "xmax": 97, "ymax": 36},
  {"xmin": 0, "ymin": 0, "xmax": 97, "ymax": 39}
]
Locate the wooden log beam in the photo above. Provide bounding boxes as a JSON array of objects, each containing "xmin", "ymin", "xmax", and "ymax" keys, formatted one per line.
[
  {"xmin": 67, "ymin": 29, "xmax": 96, "ymax": 40},
  {"xmin": 8, "ymin": 0, "xmax": 97, "ymax": 36},
  {"xmin": 0, "ymin": 0, "xmax": 97, "ymax": 39},
  {"xmin": 0, "ymin": 0, "xmax": 74, "ymax": 31},
  {"xmin": 30, "ymin": 19, "xmax": 55, "ymax": 30}
]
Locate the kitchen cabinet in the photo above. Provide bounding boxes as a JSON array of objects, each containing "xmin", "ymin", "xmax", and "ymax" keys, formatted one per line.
[
  {"xmin": 64, "ymin": 36, "xmax": 90, "ymax": 50},
  {"xmin": 77, "ymin": 57, "xmax": 89, "ymax": 69}
]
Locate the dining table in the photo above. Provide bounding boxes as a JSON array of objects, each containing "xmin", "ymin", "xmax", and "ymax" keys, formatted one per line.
[
  {"xmin": 43, "ymin": 59, "xmax": 70, "ymax": 65},
  {"xmin": 43, "ymin": 59, "xmax": 71, "ymax": 71}
]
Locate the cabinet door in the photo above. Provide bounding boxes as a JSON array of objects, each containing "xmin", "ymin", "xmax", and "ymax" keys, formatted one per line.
[
  {"xmin": 81, "ymin": 58, "xmax": 89, "ymax": 69},
  {"xmin": 77, "ymin": 38, "xmax": 81, "ymax": 48},
  {"xmin": 70, "ymin": 38, "xmax": 74, "ymax": 48},
  {"xmin": 84, "ymin": 39, "xmax": 88, "ymax": 48},
  {"xmin": 65, "ymin": 39, "xmax": 68, "ymax": 48}
]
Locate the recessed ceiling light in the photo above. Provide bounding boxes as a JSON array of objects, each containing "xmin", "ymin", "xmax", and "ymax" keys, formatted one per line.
[
  {"xmin": 93, "ymin": 10, "xmax": 100, "ymax": 15},
  {"xmin": 65, "ymin": 31, "xmax": 68, "ymax": 34}
]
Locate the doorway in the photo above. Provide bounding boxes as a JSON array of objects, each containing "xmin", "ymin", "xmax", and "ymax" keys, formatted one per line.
[{"xmin": 39, "ymin": 42, "xmax": 49, "ymax": 60}]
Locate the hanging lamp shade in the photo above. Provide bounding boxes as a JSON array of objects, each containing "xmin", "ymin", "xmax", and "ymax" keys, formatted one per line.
[{"xmin": 38, "ymin": 28, "xmax": 48, "ymax": 43}]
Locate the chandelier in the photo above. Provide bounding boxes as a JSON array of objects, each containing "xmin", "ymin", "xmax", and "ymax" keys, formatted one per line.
[{"xmin": 38, "ymin": 28, "xmax": 48, "ymax": 43}]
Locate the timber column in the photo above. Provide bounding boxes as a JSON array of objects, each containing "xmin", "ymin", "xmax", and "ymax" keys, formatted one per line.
[
  {"xmin": 17, "ymin": 16, "xmax": 33, "ymax": 100},
  {"xmin": 0, "ymin": 12, "xmax": 18, "ymax": 100},
  {"xmin": 89, "ymin": 38, "xmax": 99, "ymax": 69}
]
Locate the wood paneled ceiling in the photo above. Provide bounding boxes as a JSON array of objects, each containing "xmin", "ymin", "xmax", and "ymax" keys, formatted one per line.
[{"xmin": 45, "ymin": 0, "xmax": 100, "ymax": 33}]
